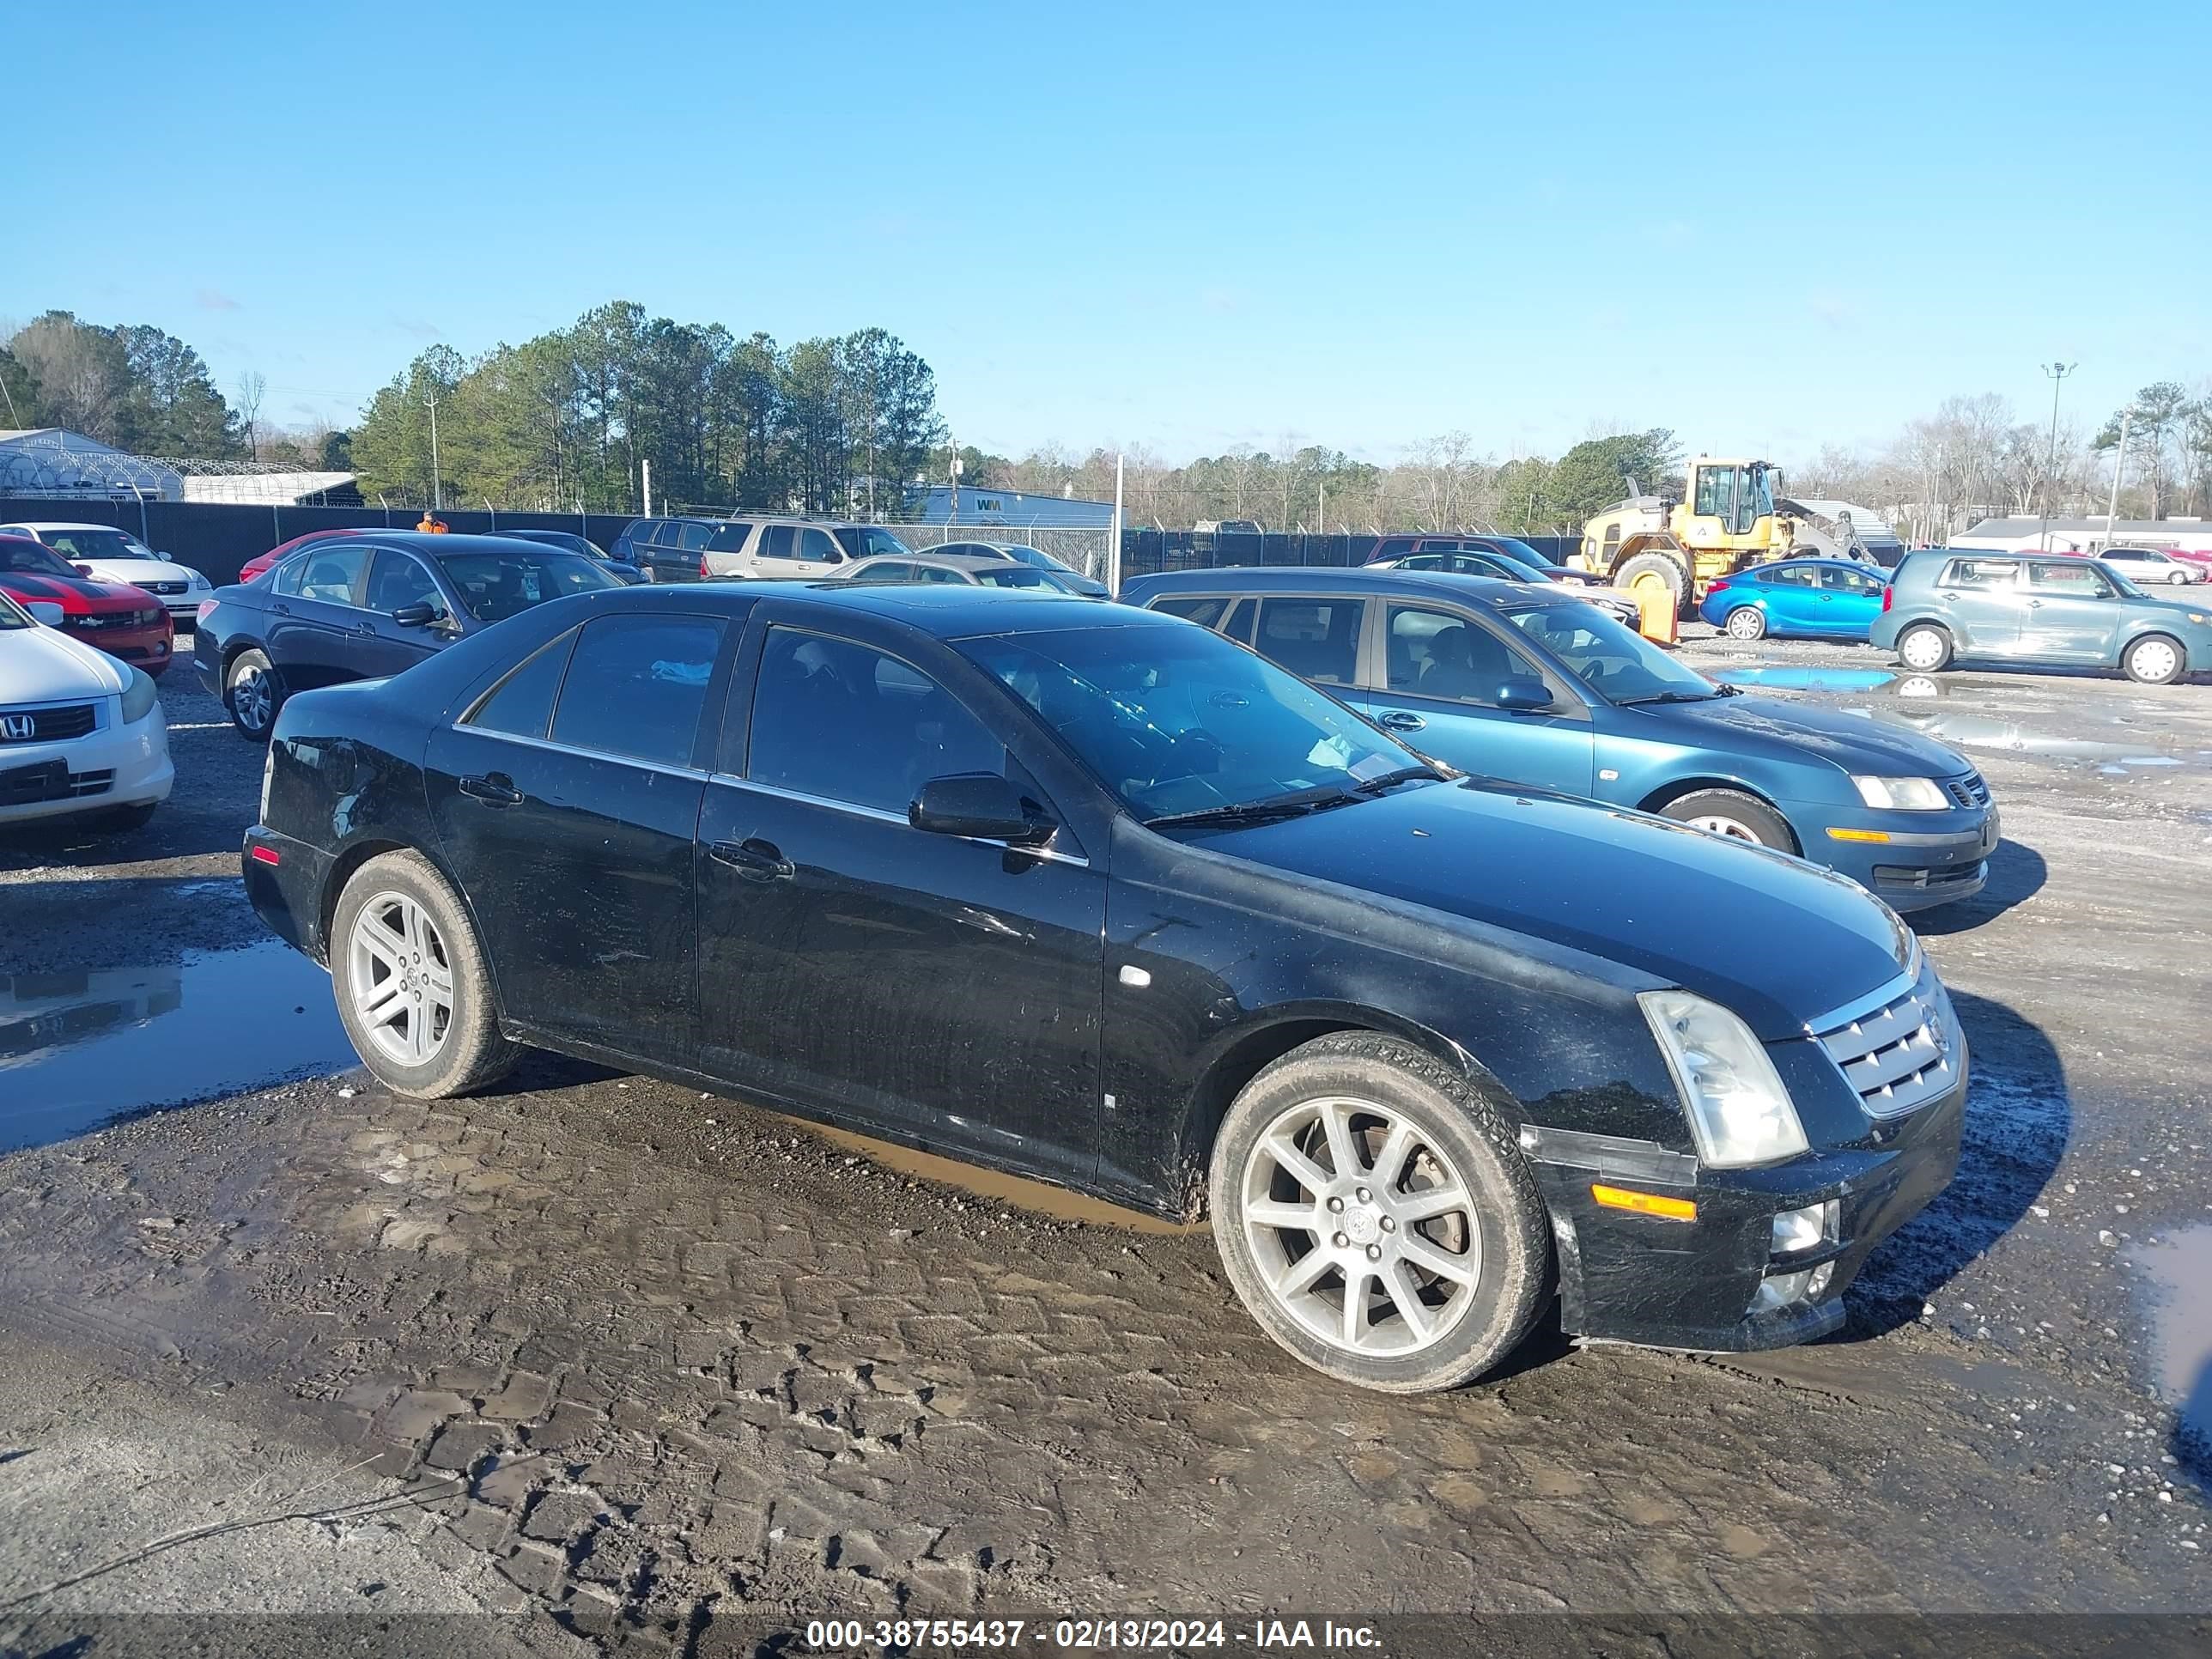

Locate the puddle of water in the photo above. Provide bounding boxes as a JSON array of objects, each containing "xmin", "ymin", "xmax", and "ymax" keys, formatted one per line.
[
  {"xmin": 0, "ymin": 942, "xmax": 354, "ymax": 1153},
  {"xmin": 1873, "ymin": 708, "xmax": 2183, "ymax": 763},
  {"xmin": 2130, "ymin": 1226, "xmax": 2212, "ymax": 1449},
  {"xmin": 1711, "ymin": 666, "xmax": 1897, "ymax": 691},
  {"xmin": 803, "ymin": 1120, "xmax": 1201, "ymax": 1235}
]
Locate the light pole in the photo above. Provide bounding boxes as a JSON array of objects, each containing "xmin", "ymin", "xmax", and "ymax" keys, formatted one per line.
[
  {"xmin": 423, "ymin": 382, "xmax": 445, "ymax": 513},
  {"xmin": 2104, "ymin": 406, "xmax": 2133, "ymax": 553},
  {"xmin": 2038, "ymin": 360, "xmax": 2075, "ymax": 550}
]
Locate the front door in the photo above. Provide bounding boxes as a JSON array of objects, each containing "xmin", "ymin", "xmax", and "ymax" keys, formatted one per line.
[
  {"xmin": 695, "ymin": 623, "xmax": 1103, "ymax": 1184},
  {"xmin": 2022, "ymin": 559, "xmax": 2127, "ymax": 661},
  {"xmin": 356, "ymin": 548, "xmax": 451, "ymax": 678},
  {"xmin": 1350, "ymin": 602, "xmax": 1595, "ymax": 796},
  {"xmin": 1814, "ymin": 562, "xmax": 1886, "ymax": 635},
  {"xmin": 425, "ymin": 611, "xmax": 727, "ymax": 1063}
]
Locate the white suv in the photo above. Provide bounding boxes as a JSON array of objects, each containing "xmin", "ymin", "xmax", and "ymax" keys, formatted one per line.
[{"xmin": 699, "ymin": 520, "xmax": 915, "ymax": 580}]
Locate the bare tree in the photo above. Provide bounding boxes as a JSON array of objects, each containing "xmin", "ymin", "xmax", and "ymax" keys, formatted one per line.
[{"xmin": 235, "ymin": 369, "xmax": 267, "ymax": 459}]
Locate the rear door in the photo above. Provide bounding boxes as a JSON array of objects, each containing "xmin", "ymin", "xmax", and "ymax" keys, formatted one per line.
[
  {"xmin": 2023, "ymin": 559, "xmax": 2126, "ymax": 661},
  {"xmin": 424, "ymin": 612, "xmax": 729, "ymax": 1064},
  {"xmin": 268, "ymin": 542, "xmax": 370, "ymax": 691},
  {"xmin": 1931, "ymin": 556, "xmax": 2027, "ymax": 654},
  {"xmin": 1349, "ymin": 600, "xmax": 1595, "ymax": 794},
  {"xmin": 1759, "ymin": 563, "xmax": 1823, "ymax": 633}
]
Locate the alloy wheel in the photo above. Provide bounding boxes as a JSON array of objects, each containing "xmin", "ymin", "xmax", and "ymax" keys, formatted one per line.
[
  {"xmin": 232, "ymin": 666, "xmax": 273, "ymax": 732},
  {"xmin": 347, "ymin": 891, "xmax": 456, "ymax": 1066},
  {"xmin": 1239, "ymin": 1096, "xmax": 1480, "ymax": 1358},
  {"xmin": 1684, "ymin": 811, "xmax": 1763, "ymax": 842},
  {"xmin": 1725, "ymin": 607, "xmax": 1765, "ymax": 640}
]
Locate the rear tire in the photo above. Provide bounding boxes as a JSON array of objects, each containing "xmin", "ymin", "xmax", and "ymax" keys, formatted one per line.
[
  {"xmin": 226, "ymin": 649, "xmax": 284, "ymax": 742},
  {"xmin": 1613, "ymin": 551, "xmax": 1690, "ymax": 619},
  {"xmin": 1896, "ymin": 623, "xmax": 1954, "ymax": 672},
  {"xmin": 1723, "ymin": 605, "xmax": 1767, "ymax": 641},
  {"xmin": 1659, "ymin": 787, "xmax": 1797, "ymax": 852},
  {"xmin": 1207, "ymin": 1033, "xmax": 1549, "ymax": 1394},
  {"xmin": 2123, "ymin": 633, "xmax": 2185, "ymax": 686},
  {"xmin": 330, "ymin": 850, "xmax": 520, "ymax": 1099}
]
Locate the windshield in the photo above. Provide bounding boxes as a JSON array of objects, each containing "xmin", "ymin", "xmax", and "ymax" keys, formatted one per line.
[
  {"xmin": 433, "ymin": 550, "xmax": 616, "ymax": 623},
  {"xmin": 1503, "ymin": 603, "xmax": 1721, "ymax": 704},
  {"xmin": 0, "ymin": 590, "xmax": 30, "ymax": 630},
  {"xmin": 2091, "ymin": 561, "xmax": 2150, "ymax": 599},
  {"xmin": 0, "ymin": 538, "xmax": 78, "ymax": 578},
  {"xmin": 959, "ymin": 623, "xmax": 1428, "ymax": 826},
  {"xmin": 1006, "ymin": 544, "xmax": 1077, "ymax": 573},
  {"xmin": 1484, "ymin": 536, "xmax": 1562, "ymax": 571},
  {"xmin": 836, "ymin": 527, "xmax": 914, "ymax": 560},
  {"xmin": 974, "ymin": 566, "xmax": 1055, "ymax": 588},
  {"xmin": 40, "ymin": 529, "xmax": 153, "ymax": 562}
]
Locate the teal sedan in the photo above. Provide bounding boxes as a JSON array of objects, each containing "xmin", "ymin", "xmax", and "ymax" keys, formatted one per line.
[{"xmin": 1699, "ymin": 558, "xmax": 1888, "ymax": 641}]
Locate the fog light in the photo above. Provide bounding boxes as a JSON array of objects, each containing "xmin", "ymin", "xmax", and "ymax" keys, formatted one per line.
[
  {"xmin": 1807, "ymin": 1261, "xmax": 1835, "ymax": 1299},
  {"xmin": 1749, "ymin": 1269, "xmax": 1814, "ymax": 1314},
  {"xmin": 1771, "ymin": 1200, "xmax": 1838, "ymax": 1255}
]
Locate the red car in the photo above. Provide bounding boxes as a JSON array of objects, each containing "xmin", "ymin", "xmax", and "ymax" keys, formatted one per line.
[
  {"xmin": 0, "ymin": 533, "xmax": 176, "ymax": 677},
  {"xmin": 237, "ymin": 527, "xmax": 365, "ymax": 585}
]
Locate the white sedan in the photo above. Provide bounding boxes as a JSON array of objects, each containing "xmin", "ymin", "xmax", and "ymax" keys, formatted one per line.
[
  {"xmin": 0, "ymin": 520, "xmax": 213, "ymax": 625},
  {"xmin": 0, "ymin": 588, "xmax": 172, "ymax": 831}
]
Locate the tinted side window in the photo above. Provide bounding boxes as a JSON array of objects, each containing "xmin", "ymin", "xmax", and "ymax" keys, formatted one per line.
[
  {"xmin": 852, "ymin": 562, "xmax": 914, "ymax": 582},
  {"xmin": 758, "ymin": 525, "xmax": 798, "ymax": 560},
  {"xmin": 747, "ymin": 629, "xmax": 1003, "ymax": 816},
  {"xmin": 1939, "ymin": 558, "xmax": 2018, "ymax": 589},
  {"xmin": 271, "ymin": 555, "xmax": 307, "ymax": 597},
  {"xmin": 1152, "ymin": 596, "xmax": 1232, "ymax": 627},
  {"xmin": 367, "ymin": 550, "xmax": 443, "ymax": 614},
  {"xmin": 648, "ymin": 520, "xmax": 681, "ymax": 545},
  {"xmin": 1767, "ymin": 566, "xmax": 1818, "ymax": 587},
  {"xmin": 704, "ymin": 520, "xmax": 754, "ymax": 552},
  {"xmin": 917, "ymin": 563, "xmax": 965, "ymax": 583},
  {"xmin": 465, "ymin": 628, "xmax": 579, "ymax": 739},
  {"xmin": 1253, "ymin": 597, "xmax": 1363, "ymax": 685},
  {"xmin": 1384, "ymin": 605, "xmax": 1543, "ymax": 703},
  {"xmin": 680, "ymin": 521, "xmax": 713, "ymax": 551},
  {"xmin": 549, "ymin": 615, "xmax": 725, "ymax": 767},
  {"xmin": 297, "ymin": 545, "xmax": 368, "ymax": 605},
  {"xmin": 1223, "ymin": 599, "xmax": 1257, "ymax": 645}
]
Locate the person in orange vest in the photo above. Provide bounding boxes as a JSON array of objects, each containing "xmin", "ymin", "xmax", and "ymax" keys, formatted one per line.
[{"xmin": 416, "ymin": 511, "xmax": 450, "ymax": 533}]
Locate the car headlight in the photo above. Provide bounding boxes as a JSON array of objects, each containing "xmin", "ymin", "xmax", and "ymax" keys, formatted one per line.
[
  {"xmin": 187, "ymin": 572, "xmax": 210, "ymax": 589},
  {"xmin": 1850, "ymin": 775, "xmax": 1948, "ymax": 811},
  {"xmin": 119, "ymin": 665, "xmax": 159, "ymax": 725},
  {"xmin": 1639, "ymin": 989, "xmax": 1809, "ymax": 1169}
]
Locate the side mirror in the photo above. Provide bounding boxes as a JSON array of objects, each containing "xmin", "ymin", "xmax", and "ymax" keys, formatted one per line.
[
  {"xmin": 73, "ymin": 563, "xmax": 94, "ymax": 577},
  {"xmin": 909, "ymin": 773, "xmax": 1050, "ymax": 843},
  {"xmin": 1495, "ymin": 677, "xmax": 1555, "ymax": 713},
  {"xmin": 27, "ymin": 600, "xmax": 64, "ymax": 626},
  {"xmin": 392, "ymin": 602, "xmax": 440, "ymax": 628}
]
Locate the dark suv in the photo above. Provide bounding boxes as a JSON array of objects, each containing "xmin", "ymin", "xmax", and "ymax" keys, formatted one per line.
[{"xmin": 610, "ymin": 516, "xmax": 732, "ymax": 583}]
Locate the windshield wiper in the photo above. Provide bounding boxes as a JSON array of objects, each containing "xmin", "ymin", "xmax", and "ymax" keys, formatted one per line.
[
  {"xmin": 1352, "ymin": 766, "xmax": 1443, "ymax": 794},
  {"xmin": 1614, "ymin": 690, "xmax": 1721, "ymax": 707},
  {"xmin": 1145, "ymin": 784, "xmax": 1364, "ymax": 830}
]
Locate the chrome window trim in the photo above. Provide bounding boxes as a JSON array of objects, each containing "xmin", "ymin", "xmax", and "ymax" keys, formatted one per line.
[
  {"xmin": 707, "ymin": 773, "xmax": 1091, "ymax": 867},
  {"xmin": 457, "ymin": 728, "xmax": 709, "ymax": 782}
]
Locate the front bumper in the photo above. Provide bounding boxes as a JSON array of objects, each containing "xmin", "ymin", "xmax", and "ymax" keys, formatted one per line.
[
  {"xmin": 1529, "ymin": 1070, "xmax": 1966, "ymax": 1352},
  {"xmin": 62, "ymin": 621, "xmax": 174, "ymax": 677},
  {"xmin": 1794, "ymin": 798, "xmax": 1997, "ymax": 914},
  {"xmin": 0, "ymin": 708, "xmax": 173, "ymax": 826}
]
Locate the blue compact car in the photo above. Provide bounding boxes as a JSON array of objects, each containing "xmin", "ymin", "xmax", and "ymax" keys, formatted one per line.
[
  {"xmin": 1698, "ymin": 558, "xmax": 1889, "ymax": 641},
  {"xmin": 1122, "ymin": 567, "xmax": 1996, "ymax": 913}
]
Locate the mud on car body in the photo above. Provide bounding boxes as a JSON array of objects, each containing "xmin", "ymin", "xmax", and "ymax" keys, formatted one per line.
[{"xmin": 240, "ymin": 583, "xmax": 1964, "ymax": 1393}]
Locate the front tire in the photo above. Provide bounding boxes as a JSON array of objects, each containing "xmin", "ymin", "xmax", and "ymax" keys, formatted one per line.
[
  {"xmin": 2124, "ymin": 633, "xmax": 2185, "ymax": 686},
  {"xmin": 1659, "ymin": 787, "xmax": 1797, "ymax": 851},
  {"xmin": 1613, "ymin": 550, "xmax": 1690, "ymax": 619},
  {"xmin": 330, "ymin": 850, "xmax": 520, "ymax": 1099},
  {"xmin": 1896, "ymin": 623, "xmax": 1954, "ymax": 672},
  {"xmin": 226, "ymin": 649, "xmax": 284, "ymax": 742},
  {"xmin": 1207, "ymin": 1034, "xmax": 1549, "ymax": 1394},
  {"xmin": 1723, "ymin": 605, "xmax": 1767, "ymax": 641}
]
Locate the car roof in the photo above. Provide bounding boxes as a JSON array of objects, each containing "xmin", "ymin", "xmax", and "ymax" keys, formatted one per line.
[
  {"xmin": 0, "ymin": 520, "xmax": 131, "ymax": 532},
  {"xmin": 312, "ymin": 531, "xmax": 597, "ymax": 556},
  {"xmin": 1122, "ymin": 564, "xmax": 1558, "ymax": 608},
  {"xmin": 739, "ymin": 579, "xmax": 1175, "ymax": 637},
  {"xmin": 855, "ymin": 552, "xmax": 1017, "ymax": 572},
  {"xmin": 1764, "ymin": 556, "xmax": 1884, "ymax": 570}
]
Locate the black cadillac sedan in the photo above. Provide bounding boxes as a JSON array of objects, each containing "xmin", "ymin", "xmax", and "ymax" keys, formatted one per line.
[
  {"xmin": 194, "ymin": 531, "xmax": 620, "ymax": 738},
  {"xmin": 241, "ymin": 583, "xmax": 1964, "ymax": 1393}
]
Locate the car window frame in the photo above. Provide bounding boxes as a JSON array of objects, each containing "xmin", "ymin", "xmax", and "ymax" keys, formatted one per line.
[
  {"xmin": 365, "ymin": 547, "xmax": 450, "ymax": 618},
  {"xmin": 1375, "ymin": 599, "xmax": 1588, "ymax": 716},
  {"xmin": 295, "ymin": 541, "xmax": 375, "ymax": 609},
  {"xmin": 1937, "ymin": 557, "xmax": 2022, "ymax": 592}
]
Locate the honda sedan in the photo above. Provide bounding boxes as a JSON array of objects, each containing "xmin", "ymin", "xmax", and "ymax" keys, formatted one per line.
[{"xmin": 243, "ymin": 582, "xmax": 1962, "ymax": 1392}]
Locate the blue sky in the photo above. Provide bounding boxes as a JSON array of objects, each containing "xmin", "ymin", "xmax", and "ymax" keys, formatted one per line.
[{"xmin": 9, "ymin": 1, "xmax": 2206, "ymax": 467}]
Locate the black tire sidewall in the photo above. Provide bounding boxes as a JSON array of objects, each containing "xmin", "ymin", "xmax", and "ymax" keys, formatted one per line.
[
  {"xmin": 2124, "ymin": 634, "xmax": 2185, "ymax": 685},
  {"xmin": 1207, "ymin": 1036, "xmax": 1548, "ymax": 1394},
  {"xmin": 1662, "ymin": 787, "xmax": 1795, "ymax": 851},
  {"xmin": 331, "ymin": 851, "xmax": 509, "ymax": 1099},
  {"xmin": 227, "ymin": 650, "xmax": 282, "ymax": 739}
]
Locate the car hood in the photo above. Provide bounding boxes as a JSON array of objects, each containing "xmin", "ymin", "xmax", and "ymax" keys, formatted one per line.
[
  {"xmin": 2130, "ymin": 594, "xmax": 2212, "ymax": 623},
  {"xmin": 0, "ymin": 620, "xmax": 127, "ymax": 701},
  {"xmin": 0, "ymin": 571, "xmax": 158, "ymax": 611},
  {"xmin": 1627, "ymin": 690, "xmax": 1972, "ymax": 777},
  {"xmin": 1193, "ymin": 779, "xmax": 1912, "ymax": 1040},
  {"xmin": 81, "ymin": 558, "xmax": 198, "ymax": 586}
]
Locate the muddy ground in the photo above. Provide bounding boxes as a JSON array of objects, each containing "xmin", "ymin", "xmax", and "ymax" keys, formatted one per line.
[{"xmin": 3, "ymin": 630, "xmax": 2209, "ymax": 1652}]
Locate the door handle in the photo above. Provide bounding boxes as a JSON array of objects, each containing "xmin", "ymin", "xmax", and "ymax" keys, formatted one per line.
[
  {"xmin": 1376, "ymin": 710, "xmax": 1426, "ymax": 732},
  {"xmin": 354, "ymin": 621, "xmax": 378, "ymax": 635},
  {"xmin": 271, "ymin": 602, "xmax": 292, "ymax": 616},
  {"xmin": 710, "ymin": 837, "xmax": 795, "ymax": 882},
  {"xmin": 458, "ymin": 773, "xmax": 523, "ymax": 807},
  {"xmin": 2027, "ymin": 599, "xmax": 2045, "ymax": 609}
]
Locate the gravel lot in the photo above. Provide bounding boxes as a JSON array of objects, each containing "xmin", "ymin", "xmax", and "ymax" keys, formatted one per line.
[{"xmin": 4, "ymin": 629, "xmax": 2210, "ymax": 1650}]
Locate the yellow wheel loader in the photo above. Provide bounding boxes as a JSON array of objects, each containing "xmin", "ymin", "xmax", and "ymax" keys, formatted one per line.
[{"xmin": 1574, "ymin": 458, "xmax": 1830, "ymax": 617}]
